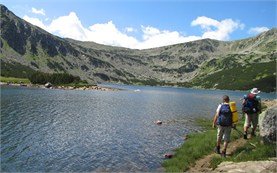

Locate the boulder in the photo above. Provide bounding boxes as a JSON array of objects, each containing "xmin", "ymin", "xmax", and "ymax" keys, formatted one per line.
[
  {"xmin": 164, "ymin": 153, "xmax": 174, "ymax": 159},
  {"xmin": 214, "ymin": 160, "xmax": 277, "ymax": 173},
  {"xmin": 259, "ymin": 105, "xmax": 277, "ymax": 143},
  {"xmin": 156, "ymin": 120, "xmax": 162, "ymax": 125},
  {"xmin": 45, "ymin": 82, "xmax": 52, "ymax": 88}
]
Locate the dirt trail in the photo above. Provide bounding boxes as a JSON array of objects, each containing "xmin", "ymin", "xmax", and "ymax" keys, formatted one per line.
[
  {"xmin": 187, "ymin": 100, "xmax": 277, "ymax": 172},
  {"xmin": 187, "ymin": 138, "xmax": 247, "ymax": 172}
]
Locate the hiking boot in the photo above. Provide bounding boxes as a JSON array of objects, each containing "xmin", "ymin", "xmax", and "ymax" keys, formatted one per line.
[
  {"xmin": 243, "ymin": 132, "xmax": 247, "ymax": 139},
  {"xmin": 251, "ymin": 131, "xmax": 256, "ymax": 137},
  {"xmin": 214, "ymin": 146, "xmax": 220, "ymax": 154},
  {"xmin": 221, "ymin": 151, "xmax": 226, "ymax": 157}
]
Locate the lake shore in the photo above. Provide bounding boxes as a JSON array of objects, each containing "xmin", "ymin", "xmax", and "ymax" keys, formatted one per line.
[
  {"xmin": 163, "ymin": 99, "xmax": 276, "ymax": 172},
  {"xmin": 0, "ymin": 82, "xmax": 120, "ymax": 91}
]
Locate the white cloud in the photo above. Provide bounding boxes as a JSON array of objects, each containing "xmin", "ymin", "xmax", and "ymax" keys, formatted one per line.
[
  {"xmin": 86, "ymin": 21, "xmax": 139, "ymax": 48},
  {"xmin": 248, "ymin": 27, "xmax": 269, "ymax": 35},
  {"xmin": 48, "ymin": 12, "xmax": 88, "ymax": 40},
  {"xmin": 125, "ymin": 27, "xmax": 136, "ymax": 33},
  {"xmin": 191, "ymin": 16, "xmax": 244, "ymax": 40},
  {"xmin": 137, "ymin": 26, "xmax": 201, "ymax": 49},
  {"xmin": 31, "ymin": 7, "xmax": 45, "ymax": 15},
  {"xmin": 191, "ymin": 16, "xmax": 220, "ymax": 30},
  {"xmin": 23, "ymin": 15, "xmax": 47, "ymax": 30},
  {"xmin": 23, "ymin": 11, "xmax": 244, "ymax": 49}
]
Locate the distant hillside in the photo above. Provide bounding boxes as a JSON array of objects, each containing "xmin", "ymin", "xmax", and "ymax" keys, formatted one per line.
[{"xmin": 0, "ymin": 4, "xmax": 276, "ymax": 91}]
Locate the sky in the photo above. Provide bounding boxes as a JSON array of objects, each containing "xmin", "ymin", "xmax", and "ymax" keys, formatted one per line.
[{"xmin": 1, "ymin": 0, "xmax": 276, "ymax": 49}]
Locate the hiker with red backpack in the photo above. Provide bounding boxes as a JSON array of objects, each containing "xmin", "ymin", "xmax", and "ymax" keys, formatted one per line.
[
  {"xmin": 242, "ymin": 88, "xmax": 261, "ymax": 139},
  {"xmin": 212, "ymin": 95, "xmax": 233, "ymax": 157}
]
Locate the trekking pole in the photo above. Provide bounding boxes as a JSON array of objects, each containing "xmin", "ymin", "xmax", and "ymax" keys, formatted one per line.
[{"xmin": 232, "ymin": 126, "xmax": 244, "ymax": 137}]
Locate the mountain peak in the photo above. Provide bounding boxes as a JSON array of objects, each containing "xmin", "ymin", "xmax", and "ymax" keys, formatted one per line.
[
  {"xmin": 0, "ymin": 5, "xmax": 276, "ymax": 92},
  {"xmin": 1, "ymin": 4, "xmax": 11, "ymax": 14}
]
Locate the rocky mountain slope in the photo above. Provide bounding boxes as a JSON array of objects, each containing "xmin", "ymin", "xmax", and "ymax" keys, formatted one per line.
[{"xmin": 1, "ymin": 4, "xmax": 276, "ymax": 91}]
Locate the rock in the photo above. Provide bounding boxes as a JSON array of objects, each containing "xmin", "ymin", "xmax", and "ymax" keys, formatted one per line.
[
  {"xmin": 20, "ymin": 83, "xmax": 27, "ymax": 87},
  {"xmin": 156, "ymin": 120, "xmax": 162, "ymax": 125},
  {"xmin": 164, "ymin": 153, "xmax": 173, "ymax": 159},
  {"xmin": 214, "ymin": 160, "xmax": 277, "ymax": 173},
  {"xmin": 259, "ymin": 105, "xmax": 277, "ymax": 143},
  {"xmin": 45, "ymin": 82, "xmax": 52, "ymax": 88},
  {"xmin": 184, "ymin": 135, "xmax": 189, "ymax": 140},
  {"xmin": 263, "ymin": 100, "xmax": 277, "ymax": 108}
]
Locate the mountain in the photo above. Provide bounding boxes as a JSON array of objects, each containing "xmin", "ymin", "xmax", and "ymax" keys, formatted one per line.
[{"xmin": 0, "ymin": 4, "xmax": 276, "ymax": 91}]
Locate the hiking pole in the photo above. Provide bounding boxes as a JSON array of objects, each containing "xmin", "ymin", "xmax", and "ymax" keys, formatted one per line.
[{"xmin": 232, "ymin": 126, "xmax": 244, "ymax": 137}]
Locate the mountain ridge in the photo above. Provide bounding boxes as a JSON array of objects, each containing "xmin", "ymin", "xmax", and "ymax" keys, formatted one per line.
[{"xmin": 0, "ymin": 4, "xmax": 276, "ymax": 91}]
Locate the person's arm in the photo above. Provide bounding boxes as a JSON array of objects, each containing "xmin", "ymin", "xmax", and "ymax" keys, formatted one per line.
[
  {"xmin": 212, "ymin": 104, "xmax": 220, "ymax": 128},
  {"xmin": 212, "ymin": 112, "xmax": 218, "ymax": 128},
  {"xmin": 242, "ymin": 94, "xmax": 247, "ymax": 105},
  {"xmin": 258, "ymin": 97, "xmax": 262, "ymax": 114},
  {"xmin": 259, "ymin": 100, "xmax": 262, "ymax": 114},
  {"xmin": 242, "ymin": 99, "xmax": 246, "ymax": 105},
  {"xmin": 242, "ymin": 97, "xmax": 246, "ymax": 113}
]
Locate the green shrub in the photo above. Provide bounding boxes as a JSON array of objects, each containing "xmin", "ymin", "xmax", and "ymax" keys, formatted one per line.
[
  {"xmin": 28, "ymin": 72, "xmax": 86, "ymax": 85},
  {"xmin": 0, "ymin": 76, "xmax": 30, "ymax": 84},
  {"xmin": 1, "ymin": 60, "xmax": 36, "ymax": 78},
  {"xmin": 192, "ymin": 61, "xmax": 276, "ymax": 92}
]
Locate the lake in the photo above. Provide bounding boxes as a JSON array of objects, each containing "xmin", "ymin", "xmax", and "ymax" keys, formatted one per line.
[{"xmin": 1, "ymin": 85, "xmax": 275, "ymax": 172}]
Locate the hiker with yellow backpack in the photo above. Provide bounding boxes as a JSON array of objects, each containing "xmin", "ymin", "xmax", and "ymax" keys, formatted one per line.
[{"xmin": 212, "ymin": 95, "xmax": 238, "ymax": 157}]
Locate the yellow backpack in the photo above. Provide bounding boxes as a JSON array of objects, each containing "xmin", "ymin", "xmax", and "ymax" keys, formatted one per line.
[{"xmin": 229, "ymin": 102, "xmax": 239, "ymax": 124}]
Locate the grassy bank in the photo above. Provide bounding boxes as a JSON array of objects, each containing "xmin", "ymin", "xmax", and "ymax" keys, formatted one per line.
[
  {"xmin": 162, "ymin": 122, "xmax": 217, "ymax": 172},
  {"xmin": 162, "ymin": 109, "xmax": 276, "ymax": 172},
  {"xmin": 210, "ymin": 136, "xmax": 276, "ymax": 169},
  {"xmin": 162, "ymin": 118, "xmax": 222, "ymax": 172},
  {"xmin": 0, "ymin": 76, "xmax": 31, "ymax": 84},
  {"xmin": 0, "ymin": 76, "xmax": 94, "ymax": 88}
]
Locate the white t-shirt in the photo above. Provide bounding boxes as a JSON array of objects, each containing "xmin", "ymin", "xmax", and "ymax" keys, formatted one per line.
[{"xmin": 216, "ymin": 103, "xmax": 229, "ymax": 114}]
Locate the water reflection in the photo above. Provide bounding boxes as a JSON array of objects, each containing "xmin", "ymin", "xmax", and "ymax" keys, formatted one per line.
[{"xmin": 1, "ymin": 85, "xmax": 275, "ymax": 172}]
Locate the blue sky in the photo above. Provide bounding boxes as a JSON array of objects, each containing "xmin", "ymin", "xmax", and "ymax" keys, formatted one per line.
[{"xmin": 1, "ymin": 0, "xmax": 276, "ymax": 49}]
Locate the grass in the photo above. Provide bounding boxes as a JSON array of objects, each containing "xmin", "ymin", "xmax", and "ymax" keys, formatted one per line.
[
  {"xmin": 192, "ymin": 61, "xmax": 276, "ymax": 92},
  {"xmin": 162, "ymin": 128, "xmax": 216, "ymax": 172},
  {"xmin": 210, "ymin": 136, "xmax": 276, "ymax": 169},
  {"xmin": 1, "ymin": 60, "xmax": 37, "ymax": 78},
  {"xmin": 0, "ymin": 76, "xmax": 30, "ymax": 84},
  {"xmin": 162, "ymin": 106, "xmax": 275, "ymax": 172},
  {"xmin": 0, "ymin": 76, "xmax": 95, "ymax": 88},
  {"xmin": 162, "ymin": 118, "xmax": 218, "ymax": 172}
]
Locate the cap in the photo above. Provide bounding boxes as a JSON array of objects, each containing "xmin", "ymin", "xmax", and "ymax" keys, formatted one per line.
[{"xmin": 250, "ymin": 88, "xmax": 260, "ymax": 95}]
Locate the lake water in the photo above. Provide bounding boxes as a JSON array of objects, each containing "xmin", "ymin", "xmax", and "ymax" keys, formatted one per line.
[{"xmin": 1, "ymin": 85, "xmax": 275, "ymax": 172}]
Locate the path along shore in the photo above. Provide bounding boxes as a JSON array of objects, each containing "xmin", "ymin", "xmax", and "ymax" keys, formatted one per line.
[{"xmin": 187, "ymin": 99, "xmax": 277, "ymax": 172}]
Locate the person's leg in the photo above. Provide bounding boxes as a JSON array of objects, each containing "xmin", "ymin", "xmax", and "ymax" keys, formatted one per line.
[
  {"xmin": 215, "ymin": 126, "xmax": 223, "ymax": 154},
  {"xmin": 251, "ymin": 113, "xmax": 258, "ymax": 136},
  {"xmin": 244, "ymin": 114, "xmax": 251, "ymax": 139},
  {"xmin": 222, "ymin": 141, "xmax": 228, "ymax": 157},
  {"xmin": 222, "ymin": 126, "xmax": 231, "ymax": 157}
]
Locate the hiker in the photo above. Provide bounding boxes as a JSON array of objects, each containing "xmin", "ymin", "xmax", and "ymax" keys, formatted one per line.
[
  {"xmin": 212, "ymin": 95, "xmax": 233, "ymax": 157},
  {"xmin": 242, "ymin": 88, "xmax": 261, "ymax": 139}
]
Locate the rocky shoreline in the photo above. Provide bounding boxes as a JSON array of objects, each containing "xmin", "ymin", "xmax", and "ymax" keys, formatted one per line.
[{"xmin": 0, "ymin": 82, "xmax": 120, "ymax": 91}]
